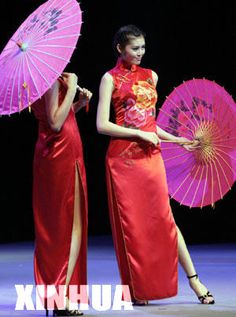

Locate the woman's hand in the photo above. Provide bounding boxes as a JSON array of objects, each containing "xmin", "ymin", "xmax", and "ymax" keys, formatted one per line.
[
  {"xmin": 137, "ymin": 130, "xmax": 160, "ymax": 145},
  {"xmin": 62, "ymin": 72, "xmax": 78, "ymax": 94},
  {"xmin": 73, "ymin": 87, "xmax": 93, "ymax": 113},
  {"xmin": 78, "ymin": 88, "xmax": 93, "ymax": 109},
  {"xmin": 177, "ymin": 136, "xmax": 200, "ymax": 151}
]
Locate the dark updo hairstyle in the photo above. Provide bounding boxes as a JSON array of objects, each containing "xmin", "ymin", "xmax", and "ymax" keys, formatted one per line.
[{"xmin": 113, "ymin": 24, "xmax": 146, "ymax": 56}]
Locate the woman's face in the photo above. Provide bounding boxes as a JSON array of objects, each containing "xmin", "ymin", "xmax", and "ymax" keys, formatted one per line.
[{"xmin": 118, "ymin": 36, "xmax": 145, "ymax": 65}]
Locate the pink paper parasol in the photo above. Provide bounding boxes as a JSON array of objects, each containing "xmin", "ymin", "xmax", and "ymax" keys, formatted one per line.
[
  {"xmin": 156, "ymin": 78, "xmax": 236, "ymax": 208},
  {"xmin": 0, "ymin": 0, "xmax": 82, "ymax": 115}
]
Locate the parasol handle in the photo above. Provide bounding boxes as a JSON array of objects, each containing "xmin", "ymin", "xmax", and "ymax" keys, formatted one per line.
[
  {"xmin": 77, "ymin": 84, "xmax": 89, "ymax": 113},
  {"xmin": 76, "ymin": 84, "xmax": 83, "ymax": 92}
]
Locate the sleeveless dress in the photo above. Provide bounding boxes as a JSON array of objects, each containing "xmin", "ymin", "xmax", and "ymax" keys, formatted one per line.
[
  {"xmin": 106, "ymin": 59, "xmax": 178, "ymax": 300},
  {"xmin": 32, "ymin": 79, "xmax": 88, "ymax": 294}
]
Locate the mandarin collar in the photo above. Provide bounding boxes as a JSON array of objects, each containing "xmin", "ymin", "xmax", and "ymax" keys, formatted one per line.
[{"xmin": 116, "ymin": 57, "xmax": 137, "ymax": 72}]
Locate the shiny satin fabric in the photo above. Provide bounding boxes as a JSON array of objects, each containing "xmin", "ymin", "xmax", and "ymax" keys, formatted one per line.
[
  {"xmin": 32, "ymin": 79, "xmax": 88, "ymax": 293},
  {"xmin": 106, "ymin": 59, "xmax": 178, "ymax": 300}
]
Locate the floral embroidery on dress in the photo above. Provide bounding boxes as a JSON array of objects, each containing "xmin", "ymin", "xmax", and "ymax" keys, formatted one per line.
[
  {"xmin": 119, "ymin": 140, "xmax": 158, "ymax": 160},
  {"xmin": 132, "ymin": 81, "xmax": 157, "ymax": 109},
  {"xmin": 124, "ymin": 105, "xmax": 149, "ymax": 127},
  {"xmin": 124, "ymin": 81, "xmax": 157, "ymax": 128}
]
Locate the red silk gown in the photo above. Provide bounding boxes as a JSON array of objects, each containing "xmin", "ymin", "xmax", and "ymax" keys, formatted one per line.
[
  {"xmin": 106, "ymin": 59, "xmax": 178, "ymax": 300},
  {"xmin": 32, "ymin": 79, "xmax": 88, "ymax": 294}
]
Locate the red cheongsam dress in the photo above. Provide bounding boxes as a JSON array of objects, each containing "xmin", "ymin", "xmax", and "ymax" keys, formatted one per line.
[
  {"xmin": 106, "ymin": 59, "xmax": 178, "ymax": 301},
  {"xmin": 32, "ymin": 79, "xmax": 88, "ymax": 297}
]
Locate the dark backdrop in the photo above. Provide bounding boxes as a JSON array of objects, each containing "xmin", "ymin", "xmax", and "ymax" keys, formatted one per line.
[{"xmin": 0, "ymin": 0, "xmax": 235, "ymax": 244}]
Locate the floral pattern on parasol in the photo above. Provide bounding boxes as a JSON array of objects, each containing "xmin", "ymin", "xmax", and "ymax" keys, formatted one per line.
[
  {"xmin": 156, "ymin": 78, "xmax": 236, "ymax": 208},
  {"xmin": 0, "ymin": 0, "xmax": 82, "ymax": 115}
]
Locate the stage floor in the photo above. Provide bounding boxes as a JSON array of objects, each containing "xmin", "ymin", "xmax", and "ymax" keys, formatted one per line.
[{"xmin": 0, "ymin": 236, "xmax": 236, "ymax": 317}]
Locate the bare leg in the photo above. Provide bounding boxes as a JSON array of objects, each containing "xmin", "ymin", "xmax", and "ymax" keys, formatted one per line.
[
  {"xmin": 177, "ymin": 226, "xmax": 196, "ymax": 276},
  {"xmin": 64, "ymin": 166, "xmax": 83, "ymax": 313},
  {"xmin": 177, "ymin": 226, "xmax": 214, "ymax": 304}
]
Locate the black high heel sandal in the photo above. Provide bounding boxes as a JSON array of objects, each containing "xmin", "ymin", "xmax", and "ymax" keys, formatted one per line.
[
  {"xmin": 44, "ymin": 293, "xmax": 84, "ymax": 316},
  {"xmin": 52, "ymin": 309, "xmax": 83, "ymax": 316},
  {"xmin": 132, "ymin": 299, "xmax": 149, "ymax": 306},
  {"xmin": 187, "ymin": 274, "xmax": 215, "ymax": 304},
  {"xmin": 45, "ymin": 307, "xmax": 83, "ymax": 316}
]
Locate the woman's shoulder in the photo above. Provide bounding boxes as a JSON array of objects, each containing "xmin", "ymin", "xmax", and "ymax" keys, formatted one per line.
[
  {"xmin": 151, "ymin": 70, "xmax": 158, "ymax": 86},
  {"xmin": 101, "ymin": 71, "xmax": 113, "ymax": 83},
  {"xmin": 101, "ymin": 65, "xmax": 119, "ymax": 84},
  {"xmin": 99, "ymin": 72, "xmax": 114, "ymax": 91}
]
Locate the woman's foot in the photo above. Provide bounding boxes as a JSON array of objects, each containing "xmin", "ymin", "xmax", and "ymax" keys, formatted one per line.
[
  {"xmin": 53, "ymin": 308, "xmax": 83, "ymax": 316},
  {"xmin": 187, "ymin": 274, "xmax": 215, "ymax": 304},
  {"xmin": 52, "ymin": 296, "xmax": 83, "ymax": 316},
  {"xmin": 132, "ymin": 299, "xmax": 148, "ymax": 306},
  {"xmin": 65, "ymin": 296, "xmax": 83, "ymax": 315}
]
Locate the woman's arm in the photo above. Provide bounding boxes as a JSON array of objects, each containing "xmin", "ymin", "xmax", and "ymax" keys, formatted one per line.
[
  {"xmin": 156, "ymin": 125, "xmax": 180, "ymax": 141},
  {"xmin": 45, "ymin": 73, "xmax": 77, "ymax": 132},
  {"xmin": 156, "ymin": 125, "xmax": 199, "ymax": 151},
  {"xmin": 96, "ymin": 73, "xmax": 159, "ymax": 145}
]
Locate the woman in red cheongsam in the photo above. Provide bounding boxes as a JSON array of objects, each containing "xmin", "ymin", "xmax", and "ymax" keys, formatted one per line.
[
  {"xmin": 32, "ymin": 72, "xmax": 92, "ymax": 316},
  {"xmin": 96, "ymin": 25, "xmax": 214, "ymax": 305}
]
